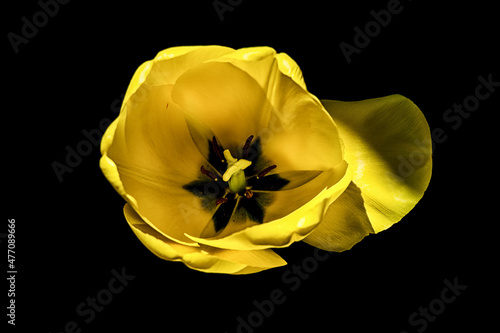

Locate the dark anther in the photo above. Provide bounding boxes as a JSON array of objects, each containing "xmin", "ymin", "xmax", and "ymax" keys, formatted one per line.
[
  {"xmin": 216, "ymin": 197, "xmax": 229, "ymax": 206},
  {"xmin": 212, "ymin": 136, "xmax": 225, "ymax": 162},
  {"xmin": 257, "ymin": 165, "xmax": 277, "ymax": 179},
  {"xmin": 201, "ymin": 165, "xmax": 218, "ymax": 181},
  {"xmin": 242, "ymin": 135, "xmax": 254, "ymax": 159},
  {"xmin": 244, "ymin": 189, "xmax": 253, "ymax": 199}
]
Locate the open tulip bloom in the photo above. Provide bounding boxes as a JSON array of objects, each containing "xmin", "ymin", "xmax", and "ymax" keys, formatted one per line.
[{"xmin": 100, "ymin": 46, "xmax": 432, "ymax": 274}]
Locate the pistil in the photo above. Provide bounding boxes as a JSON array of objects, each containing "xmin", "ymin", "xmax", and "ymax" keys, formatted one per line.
[{"xmin": 222, "ymin": 149, "xmax": 252, "ymax": 194}]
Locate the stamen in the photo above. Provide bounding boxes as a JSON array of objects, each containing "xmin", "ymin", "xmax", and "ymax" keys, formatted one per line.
[
  {"xmin": 242, "ymin": 135, "xmax": 254, "ymax": 159},
  {"xmin": 216, "ymin": 197, "xmax": 229, "ymax": 206},
  {"xmin": 244, "ymin": 189, "xmax": 253, "ymax": 199},
  {"xmin": 257, "ymin": 165, "xmax": 276, "ymax": 179},
  {"xmin": 201, "ymin": 165, "xmax": 218, "ymax": 181},
  {"xmin": 212, "ymin": 136, "xmax": 225, "ymax": 162}
]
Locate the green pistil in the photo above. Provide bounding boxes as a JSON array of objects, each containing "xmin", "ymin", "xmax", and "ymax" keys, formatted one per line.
[{"xmin": 222, "ymin": 149, "xmax": 251, "ymax": 194}]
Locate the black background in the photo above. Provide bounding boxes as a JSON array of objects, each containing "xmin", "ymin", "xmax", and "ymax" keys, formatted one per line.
[{"xmin": 5, "ymin": 0, "xmax": 498, "ymax": 332}]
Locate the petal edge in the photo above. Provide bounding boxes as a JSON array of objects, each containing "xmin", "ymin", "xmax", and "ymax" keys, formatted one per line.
[{"xmin": 322, "ymin": 95, "xmax": 432, "ymax": 233}]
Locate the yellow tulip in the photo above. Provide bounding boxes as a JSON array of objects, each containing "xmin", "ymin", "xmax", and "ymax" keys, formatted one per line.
[{"xmin": 100, "ymin": 46, "xmax": 432, "ymax": 274}]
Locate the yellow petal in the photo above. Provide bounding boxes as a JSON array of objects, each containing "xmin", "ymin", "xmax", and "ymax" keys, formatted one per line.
[
  {"xmin": 303, "ymin": 181, "xmax": 374, "ymax": 251},
  {"xmin": 104, "ymin": 83, "xmax": 216, "ymax": 245},
  {"xmin": 146, "ymin": 45, "xmax": 235, "ymax": 86},
  {"xmin": 124, "ymin": 204, "xmax": 286, "ymax": 274},
  {"xmin": 120, "ymin": 46, "xmax": 234, "ymax": 112},
  {"xmin": 211, "ymin": 47, "xmax": 278, "ymax": 93},
  {"xmin": 212, "ymin": 47, "xmax": 307, "ymax": 95},
  {"xmin": 154, "ymin": 46, "xmax": 210, "ymax": 60},
  {"xmin": 186, "ymin": 161, "xmax": 352, "ymax": 250},
  {"xmin": 321, "ymin": 95, "xmax": 432, "ymax": 233},
  {"xmin": 274, "ymin": 52, "xmax": 307, "ymax": 91},
  {"xmin": 121, "ymin": 61, "xmax": 153, "ymax": 114},
  {"xmin": 261, "ymin": 72, "xmax": 344, "ymax": 172},
  {"xmin": 171, "ymin": 61, "xmax": 274, "ymax": 149},
  {"xmin": 211, "ymin": 49, "xmax": 326, "ymax": 171},
  {"xmin": 216, "ymin": 46, "xmax": 276, "ymax": 62},
  {"xmin": 99, "ymin": 152, "xmax": 126, "ymax": 198}
]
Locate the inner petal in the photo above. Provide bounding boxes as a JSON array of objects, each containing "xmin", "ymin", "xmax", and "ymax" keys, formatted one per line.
[
  {"xmin": 171, "ymin": 61, "xmax": 274, "ymax": 151},
  {"xmin": 262, "ymin": 69, "xmax": 344, "ymax": 172}
]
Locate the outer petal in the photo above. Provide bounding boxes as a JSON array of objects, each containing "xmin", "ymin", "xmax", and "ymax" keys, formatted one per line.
[
  {"xmin": 274, "ymin": 52, "xmax": 307, "ymax": 91},
  {"xmin": 320, "ymin": 95, "xmax": 432, "ymax": 233},
  {"xmin": 211, "ymin": 47, "xmax": 307, "ymax": 96},
  {"xmin": 119, "ymin": 46, "xmax": 235, "ymax": 123},
  {"xmin": 100, "ymin": 118, "xmax": 126, "ymax": 197},
  {"xmin": 145, "ymin": 45, "xmax": 235, "ymax": 86},
  {"xmin": 124, "ymin": 204, "xmax": 286, "ymax": 274},
  {"xmin": 104, "ymin": 83, "xmax": 217, "ymax": 245},
  {"xmin": 186, "ymin": 161, "xmax": 352, "ymax": 250},
  {"xmin": 303, "ymin": 181, "xmax": 374, "ymax": 251},
  {"xmin": 121, "ymin": 61, "xmax": 153, "ymax": 114},
  {"xmin": 212, "ymin": 47, "xmax": 279, "ymax": 97}
]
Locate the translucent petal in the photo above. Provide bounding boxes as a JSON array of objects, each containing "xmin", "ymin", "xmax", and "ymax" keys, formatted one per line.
[
  {"xmin": 303, "ymin": 181, "xmax": 374, "ymax": 251},
  {"xmin": 321, "ymin": 95, "xmax": 432, "ymax": 233},
  {"xmin": 261, "ymin": 72, "xmax": 344, "ymax": 172}
]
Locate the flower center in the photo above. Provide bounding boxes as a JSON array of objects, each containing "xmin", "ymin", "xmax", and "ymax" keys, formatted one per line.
[
  {"xmin": 222, "ymin": 149, "xmax": 252, "ymax": 194},
  {"xmin": 183, "ymin": 135, "xmax": 289, "ymax": 233}
]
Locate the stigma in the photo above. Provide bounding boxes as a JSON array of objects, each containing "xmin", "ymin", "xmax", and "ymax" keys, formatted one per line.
[{"xmin": 222, "ymin": 149, "xmax": 252, "ymax": 194}]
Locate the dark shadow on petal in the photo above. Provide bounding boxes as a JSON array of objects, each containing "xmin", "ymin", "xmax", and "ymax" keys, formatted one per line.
[
  {"xmin": 229, "ymin": 192, "xmax": 274, "ymax": 226},
  {"xmin": 247, "ymin": 174, "xmax": 290, "ymax": 191},
  {"xmin": 213, "ymin": 194, "xmax": 238, "ymax": 232},
  {"xmin": 303, "ymin": 181, "xmax": 374, "ymax": 252},
  {"xmin": 243, "ymin": 138, "xmax": 269, "ymax": 177},
  {"xmin": 182, "ymin": 179, "xmax": 227, "ymax": 209},
  {"xmin": 208, "ymin": 138, "xmax": 228, "ymax": 174}
]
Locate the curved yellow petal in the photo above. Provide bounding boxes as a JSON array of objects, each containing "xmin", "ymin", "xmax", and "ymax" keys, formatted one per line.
[
  {"xmin": 154, "ymin": 45, "xmax": 208, "ymax": 60},
  {"xmin": 211, "ymin": 47, "xmax": 307, "ymax": 95},
  {"xmin": 171, "ymin": 61, "xmax": 274, "ymax": 149},
  {"xmin": 100, "ymin": 117, "xmax": 118, "ymax": 155},
  {"xmin": 186, "ymin": 161, "xmax": 352, "ymax": 250},
  {"xmin": 145, "ymin": 45, "xmax": 235, "ymax": 86},
  {"xmin": 120, "ymin": 61, "xmax": 153, "ymax": 114},
  {"xmin": 124, "ymin": 204, "xmax": 286, "ymax": 274},
  {"xmin": 211, "ymin": 47, "xmax": 278, "ymax": 94},
  {"xmin": 120, "ymin": 46, "xmax": 234, "ymax": 111},
  {"xmin": 303, "ymin": 181, "xmax": 374, "ymax": 251},
  {"xmin": 274, "ymin": 52, "xmax": 307, "ymax": 91},
  {"xmin": 99, "ymin": 152, "xmax": 126, "ymax": 198},
  {"xmin": 210, "ymin": 50, "xmax": 324, "ymax": 172},
  {"xmin": 261, "ymin": 72, "xmax": 344, "ymax": 172},
  {"xmin": 216, "ymin": 46, "xmax": 276, "ymax": 62},
  {"xmin": 104, "ymin": 83, "xmax": 216, "ymax": 245},
  {"xmin": 321, "ymin": 95, "xmax": 432, "ymax": 233}
]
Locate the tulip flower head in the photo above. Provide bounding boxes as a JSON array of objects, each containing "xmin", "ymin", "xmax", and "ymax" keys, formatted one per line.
[{"xmin": 100, "ymin": 46, "xmax": 432, "ymax": 274}]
